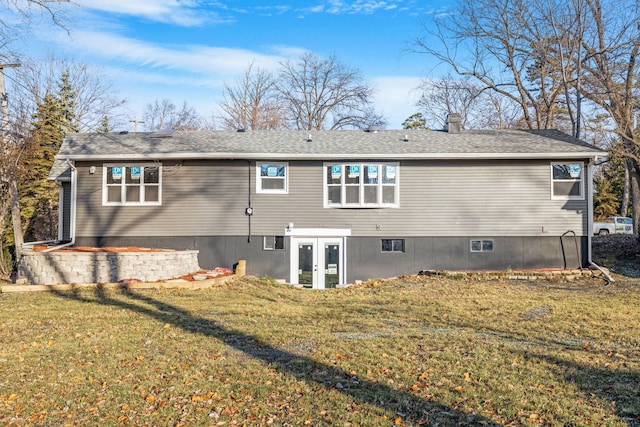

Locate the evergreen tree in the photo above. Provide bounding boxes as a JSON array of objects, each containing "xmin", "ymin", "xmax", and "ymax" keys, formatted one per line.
[
  {"xmin": 56, "ymin": 70, "xmax": 80, "ymax": 133},
  {"xmin": 19, "ymin": 93, "xmax": 68, "ymax": 240},
  {"xmin": 18, "ymin": 71, "xmax": 81, "ymax": 240},
  {"xmin": 402, "ymin": 113, "xmax": 428, "ymax": 129},
  {"xmin": 593, "ymin": 176, "xmax": 620, "ymax": 220},
  {"xmin": 98, "ymin": 115, "xmax": 112, "ymax": 133}
]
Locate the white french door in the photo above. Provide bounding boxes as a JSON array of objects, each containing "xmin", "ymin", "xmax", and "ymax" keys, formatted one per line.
[{"xmin": 290, "ymin": 237, "xmax": 344, "ymax": 289}]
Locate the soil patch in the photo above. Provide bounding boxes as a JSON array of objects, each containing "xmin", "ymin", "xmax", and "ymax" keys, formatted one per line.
[{"xmin": 592, "ymin": 235, "xmax": 640, "ymax": 277}]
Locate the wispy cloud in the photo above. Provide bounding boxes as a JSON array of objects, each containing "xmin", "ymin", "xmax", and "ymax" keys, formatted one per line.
[
  {"xmin": 299, "ymin": 0, "xmax": 402, "ymax": 15},
  {"xmin": 74, "ymin": 0, "xmax": 230, "ymax": 26},
  {"xmin": 58, "ymin": 30, "xmax": 293, "ymax": 75}
]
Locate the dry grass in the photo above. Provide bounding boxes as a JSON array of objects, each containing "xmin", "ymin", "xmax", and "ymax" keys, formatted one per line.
[{"xmin": 0, "ymin": 275, "xmax": 639, "ymax": 426}]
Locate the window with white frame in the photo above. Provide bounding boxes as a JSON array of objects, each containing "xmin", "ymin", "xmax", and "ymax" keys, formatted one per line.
[
  {"xmin": 257, "ymin": 163, "xmax": 288, "ymax": 193},
  {"xmin": 263, "ymin": 236, "xmax": 285, "ymax": 250},
  {"xmin": 103, "ymin": 164, "xmax": 161, "ymax": 205},
  {"xmin": 551, "ymin": 162, "xmax": 584, "ymax": 200},
  {"xmin": 325, "ymin": 163, "xmax": 399, "ymax": 207}
]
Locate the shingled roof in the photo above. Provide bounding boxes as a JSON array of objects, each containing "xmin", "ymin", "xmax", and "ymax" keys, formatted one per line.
[{"xmin": 49, "ymin": 128, "xmax": 606, "ymax": 180}]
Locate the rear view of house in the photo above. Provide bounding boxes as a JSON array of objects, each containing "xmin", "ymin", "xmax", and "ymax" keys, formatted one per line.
[{"xmin": 48, "ymin": 120, "xmax": 606, "ymax": 288}]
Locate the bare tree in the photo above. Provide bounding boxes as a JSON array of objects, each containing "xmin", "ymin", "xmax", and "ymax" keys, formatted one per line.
[
  {"xmin": 218, "ymin": 63, "xmax": 286, "ymax": 130},
  {"xmin": 143, "ymin": 99, "xmax": 202, "ymax": 131},
  {"xmin": 1, "ymin": 0, "xmax": 74, "ymax": 59},
  {"xmin": 416, "ymin": 75, "xmax": 522, "ymax": 129},
  {"xmin": 10, "ymin": 57, "xmax": 127, "ymax": 132},
  {"xmin": 416, "ymin": 0, "xmax": 640, "ymax": 232},
  {"xmin": 277, "ymin": 52, "xmax": 385, "ymax": 130},
  {"xmin": 576, "ymin": 0, "xmax": 640, "ymax": 232},
  {"xmin": 0, "ymin": 0, "xmax": 75, "ymax": 276},
  {"xmin": 417, "ymin": 76, "xmax": 484, "ymax": 129},
  {"xmin": 415, "ymin": 0, "xmax": 579, "ymax": 131}
]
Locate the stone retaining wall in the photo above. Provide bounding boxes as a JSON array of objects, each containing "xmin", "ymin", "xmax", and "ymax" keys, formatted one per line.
[{"xmin": 17, "ymin": 250, "xmax": 201, "ymax": 285}]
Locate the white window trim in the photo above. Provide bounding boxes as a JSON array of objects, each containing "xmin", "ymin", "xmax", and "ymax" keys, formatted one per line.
[
  {"xmin": 263, "ymin": 235, "xmax": 285, "ymax": 251},
  {"xmin": 257, "ymin": 162, "xmax": 288, "ymax": 194},
  {"xmin": 323, "ymin": 162, "xmax": 400, "ymax": 208},
  {"xmin": 551, "ymin": 161, "xmax": 584, "ymax": 200},
  {"xmin": 102, "ymin": 163, "xmax": 162, "ymax": 206}
]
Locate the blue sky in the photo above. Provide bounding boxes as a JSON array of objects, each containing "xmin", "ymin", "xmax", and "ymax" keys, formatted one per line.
[{"xmin": 14, "ymin": 0, "xmax": 453, "ymax": 130}]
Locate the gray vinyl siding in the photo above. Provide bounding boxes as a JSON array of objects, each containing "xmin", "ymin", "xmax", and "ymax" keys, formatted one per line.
[
  {"xmin": 254, "ymin": 159, "xmax": 588, "ymax": 237},
  {"xmin": 75, "ymin": 160, "xmax": 251, "ymax": 237},
  {"xmin": 73, "ymin": 159, "xmax": 588, "ymax": 240}
]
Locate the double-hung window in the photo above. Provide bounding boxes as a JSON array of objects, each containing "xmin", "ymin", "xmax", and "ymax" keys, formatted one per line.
[
  {"xmin": 257, "ymin": 162, "xmax": 288, "ymax": 194},
  {"xmin": 325, "ymin": 163, "xmax": 399, "ymax": 207},
  {"xmin": 551, "ymin": 162, "xmax": 584, "ymax": 200},
  {"xmin": 103, "ymin": 163, "xmax": 161, "ymax": 205}
]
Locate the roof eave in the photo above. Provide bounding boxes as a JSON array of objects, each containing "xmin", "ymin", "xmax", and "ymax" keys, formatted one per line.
[{"xmin": 57, "ymin": 151, "xmax": 608, "ymax": 161}]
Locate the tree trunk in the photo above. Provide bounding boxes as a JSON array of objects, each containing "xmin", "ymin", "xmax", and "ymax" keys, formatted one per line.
[
  {"xmin": 10, "ymin": 179, "xmax": 23, "ymax": 259},
  {"xmin": 621, "ymin": 159, "xmax": 631, "ymax": 216},
  {"xmin": 0, "ymin": 189, "xmax": 10, "ymax": 276},
  {"xmin": 630, "ymin": 160, "xmax": 640, "ymax": 237}
]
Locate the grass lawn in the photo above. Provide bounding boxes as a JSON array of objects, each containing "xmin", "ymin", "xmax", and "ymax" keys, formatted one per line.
[{"xmin": 0, "ymin": 275, "xmax": 639, "ymax": 426}]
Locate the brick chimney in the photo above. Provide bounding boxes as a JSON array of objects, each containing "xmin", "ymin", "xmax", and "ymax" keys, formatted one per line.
[{"xmin": 447, "ymin": 113, "xmax": 462, "ymax": 134}]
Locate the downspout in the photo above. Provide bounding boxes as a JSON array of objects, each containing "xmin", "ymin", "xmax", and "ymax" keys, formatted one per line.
[
  {"xmin": 245, "ymin": 160, "xmax": 253, "ymax": 243},
  {"xmin": 43, "ymin": 159, "xmax": 77, "ymax": 252},
  {"xmin": 587, "ymin": 159, "xmax": 614, "ymax": 283}
]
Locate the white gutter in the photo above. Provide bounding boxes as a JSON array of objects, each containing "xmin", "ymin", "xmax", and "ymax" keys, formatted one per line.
[
  {"xmin": 43, "ymin": 159, "xmax": 77, "ymax": 252},
  {"xmin": 56, "ymin": 151, "xmax": 605, "ymax": 162},
  {"xmin": 587, "ymin": 161, "xmax": 614, "ymax": 283}
]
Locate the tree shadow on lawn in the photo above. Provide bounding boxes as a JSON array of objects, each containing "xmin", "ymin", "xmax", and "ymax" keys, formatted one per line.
[
  {"xmin": 53, "ymin": 285, "xmax": 501, "ymax": 426},
  {"xmin": 444, "ymin": 319, "xmax": 640, "ymax": 425},
  {"xmin": 540, "ymin": 352, "xmax": 640, "ymax": 425}
]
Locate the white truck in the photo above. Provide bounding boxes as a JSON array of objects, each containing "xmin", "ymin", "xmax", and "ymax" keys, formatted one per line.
[{"xmin": 593, "ymin": 216, "xmax": 634, "ymax": 235}]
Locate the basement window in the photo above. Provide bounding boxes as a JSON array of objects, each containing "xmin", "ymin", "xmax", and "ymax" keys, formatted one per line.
[
  {"xmin": 471, "ymin": 240, "xmax": 494, "ymax": 252},
  {"xmin": 264, "ymin": 236, "xmax": 285, "ymax": 251},
  {"xmin": 103, "ymin": 163, "xmax": 161, "ymax": 206},
  {"xmin": 381, "ymin": 239, "xmax": 405, "ymax": 253}
]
